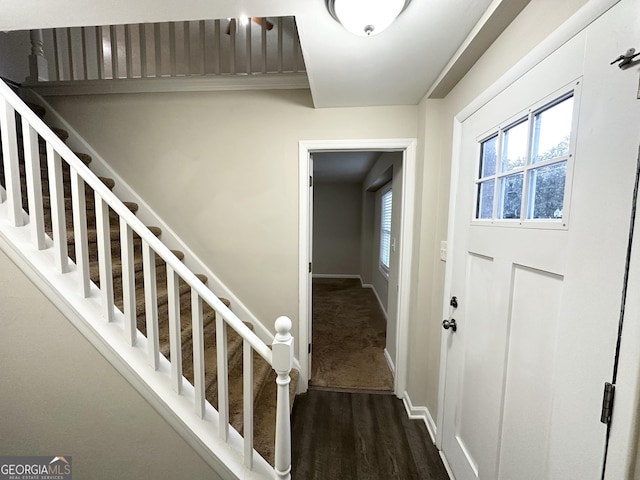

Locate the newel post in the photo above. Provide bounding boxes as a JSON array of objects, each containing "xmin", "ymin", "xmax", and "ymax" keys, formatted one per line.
[
  {"xmin": 272, "ymin": 316, "xmax": 294, "ymax": 480},
  {"xmin": 27, "ymin": 30, "xmax": 49, "ymax": 83}
]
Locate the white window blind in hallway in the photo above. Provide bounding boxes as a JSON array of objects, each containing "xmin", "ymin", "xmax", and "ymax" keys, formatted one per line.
[{"xmin": 380, "ymin": 186, "xmax": 392, "ymax": 274}]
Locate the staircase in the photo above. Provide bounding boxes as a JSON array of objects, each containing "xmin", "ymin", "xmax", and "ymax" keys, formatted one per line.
[{"xmin": 0, "ymin": 79, "xmax": 297, "ymax": 479}]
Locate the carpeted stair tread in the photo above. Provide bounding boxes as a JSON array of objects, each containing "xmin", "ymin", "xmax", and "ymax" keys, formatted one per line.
[
  {"xmin": 88, "ymin": 248, "xmax": 184, "ymax": 285},
  {"xmin": 128, "ymin": 272, "xmax": 208, "ymax": 321},
  {"xmin": 27, "ymin": 102, "xmax": 46, "ymax": 118},
  {"xmin": 62, "ymin": 224, "xmax": 162, "ymax": 245},
  {"xmin": 227, "ymin": 352, "xmax": 273, "ymax": 429},
  {"xmin": 42, "ymin": 196, "xmax": 137, "ymax": 214},
  {"xmin": 37, "ymin": 126, "xmax": 68, "ymax": 145}
]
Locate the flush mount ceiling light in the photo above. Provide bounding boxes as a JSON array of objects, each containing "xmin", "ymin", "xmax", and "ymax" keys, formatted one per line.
[{"xmin": 326, "ymin": 0, "xmax": 411, "ymax": 36}]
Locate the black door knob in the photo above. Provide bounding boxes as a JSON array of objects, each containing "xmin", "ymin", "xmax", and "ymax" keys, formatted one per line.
[{"xmin": 442, "ymin": 318, "xmax": 457, "ymax": 332}]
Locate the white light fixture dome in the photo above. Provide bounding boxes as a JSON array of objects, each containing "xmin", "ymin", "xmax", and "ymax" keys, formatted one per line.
[{"xmin": 327, "ymin": 0, "xmax": 411, "ymax": 36}]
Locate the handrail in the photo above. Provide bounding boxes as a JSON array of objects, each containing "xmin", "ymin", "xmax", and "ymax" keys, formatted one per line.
[
  {"xmin": 0, "ymin": 77, "xmax": 292, "ymax": 478},
  {"xmin": 0, "ymin": 79, "xmax": 272, "ymax": 363}
]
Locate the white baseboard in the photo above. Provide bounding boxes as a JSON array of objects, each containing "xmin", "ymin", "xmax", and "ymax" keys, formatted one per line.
[
  {"xmin": 440, "ymin": 450, "xmax": 455, "ymax": 480},
  {"xmin": 25, "ymin": 90, "xmax": 275, "ymax": 347},
  {"xmin": 402, "ymin": 391, "xmax": 437, "ymax": 444},
  {"xmin": 384, "ymin": 348, "xmax": 395, "ymax": 375},
  {"xmin": 311, "ymin": 273, "xmax": 361, "ymax": 279},
  {"xmin": 362, "ymin": 282, "xmax": 388, "ymax": 319}
]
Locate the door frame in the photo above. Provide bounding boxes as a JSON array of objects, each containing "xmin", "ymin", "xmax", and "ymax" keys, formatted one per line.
[
  {"xmin": 435, "ymin": 0, "xmax": 631, "ymax": 467},
  {"xmin": 298, "ymin": 138, "xmax": 417, "ymax": 396}
]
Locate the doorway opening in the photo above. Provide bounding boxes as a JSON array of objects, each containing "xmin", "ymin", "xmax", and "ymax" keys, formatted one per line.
[
  {"xmin": 298, "ymin": 139, "xmax": 417, "ymax": 396},
  {"xmin": 310, "ymin": 151, "xmax": 398, "ymax": 391}
]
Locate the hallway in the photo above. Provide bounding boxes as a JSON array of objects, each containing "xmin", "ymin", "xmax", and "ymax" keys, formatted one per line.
[{"xmin": 311, "ymin": 278, "xmax": 394, "ymax": 391}]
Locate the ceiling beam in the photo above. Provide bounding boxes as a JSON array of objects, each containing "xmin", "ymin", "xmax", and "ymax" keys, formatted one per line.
[{"xmin": 425, "ymin": 0, "xmax": 531, "ymax": 99}]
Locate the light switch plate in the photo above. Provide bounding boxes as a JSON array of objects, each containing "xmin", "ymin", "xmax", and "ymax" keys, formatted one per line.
[{"xmin": 440, "ymin": 241, "xmax": 447, "ymax": 262}]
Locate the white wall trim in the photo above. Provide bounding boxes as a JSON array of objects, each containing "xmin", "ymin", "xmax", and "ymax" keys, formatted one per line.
[
  {"xmin": 362, "ymin": 282, "xmax": 388, "ymax": 319},
  {"xmin": 0, "ymin": 206, "xmax": 273, "ymax": 480},
  {"xmin": 384, "ymin": 348, "xmax": 395, "ymax": 376},
  {"xmin": 24, "ymin": 90, "xmax": 276, "ymax": 346},
  {"xmin": 311, "ymin": 273, "xmax": 361, "ymax": 279},
  {"xmin": 436, "ymin": 0, "xmax": 621, "ymax": 451},
  {"xmin": 299, "ymin": 138, "xmax": 416, "ymax": 398},
  {"xmin": 26, "ymin": 73, "xmax": 309, "ymax": 97},
  {"xmin": 401, "ymin": 391, "xmax": 437, "ymax": 444},
  {"xmin": 440, "ymin": 451, "xmax": 456, "ymax": 480},
  {"xmin": 456, "ymin": 0, "xmax": 620, "ymax": 123}
]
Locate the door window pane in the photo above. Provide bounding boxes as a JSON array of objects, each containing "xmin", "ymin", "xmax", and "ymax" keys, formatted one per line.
[
  {"xmin": 499, "ymin": 174, "xmax": 523, "ymax": 219},
  {"xmin": 531, "ymin": 96, "xmax": 573, "ymax": 163},
  {"xmin": 501, "ymin": 120, "xmax": 528, "ymax": 173},
  {"xmin": 477, "ymin": 180, "xmax": 495, "ymax": 219},
  {"xmin": 527, "ymin": 162, "xmax": 567, "ymax": 219},
  {"xmin": 480, "ymin": 135, "xmax": 498, "ymax": 177}
]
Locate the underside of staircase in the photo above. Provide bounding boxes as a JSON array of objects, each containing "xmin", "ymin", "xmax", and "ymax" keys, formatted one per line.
[{"xmin": 0, "ymin": 95, "xmax": 298, "ymax": 471}]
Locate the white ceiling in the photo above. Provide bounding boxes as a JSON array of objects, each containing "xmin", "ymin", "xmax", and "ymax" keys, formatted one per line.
[
  {"xmin": 1, "ymin": 0, "xmax": 530, "ymax": 108},
  {"xmin": 297, "ymin": 0, "xmax": 495, "ymax": 107},
  {"xmin": 313, "ymin": 151, "xmax": 382, "ymax": 183}
]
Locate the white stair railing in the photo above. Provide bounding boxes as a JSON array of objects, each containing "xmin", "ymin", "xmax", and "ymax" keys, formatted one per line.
[
  {"xmin": 28, "ymin": 17, "xmax": 304, "ymax": 83},
  {"xmin": 0, "ymin": 78, "xmax": 293, "ymax": 479}
]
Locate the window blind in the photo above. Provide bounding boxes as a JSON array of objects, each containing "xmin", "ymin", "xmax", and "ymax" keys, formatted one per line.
[{"xmin": 380, "ymin": 188, "xmax": 392, "ymax": 272}]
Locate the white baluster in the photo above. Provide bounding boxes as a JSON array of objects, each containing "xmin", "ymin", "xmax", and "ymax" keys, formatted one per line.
[
  {"xmin": 261, "ymin": 19, "xmax": 267, "ymax": 74},
  {"xmin": 52, "ymin": 29, "xmax": 61, "ymax": 81},
  {"xmin": 94, "ymin": 192, "xmax": 113, "ymax": 320},
  {"xmin": 27, "ymin": 29, "xmax": 49, "ymax": 82},
  {"xmin": 245, "ymin": 20, "xmax": 252, "ymax": 75},
  {"xmin": 81, "ymin": 27, "xmax": 88, "ymax": 80},
  {"xmin": 21, "ymin": 119, "xmax": 45, "ymax": 248},
  {"xmin": 167, "ymin": 264, "xmax": 182, "ymax": 393},
  {"xmin": 120, "ymin": 219, "xmax": 136, "ymax": 345},
  {"xmin": 216, "ymin": 310, "xmax": 229, "ymax": 441},
  {"xmin": 277, "ymin": 17, "xmax": 284, "ymax": 73},
  {"xmin": 229, "ymin": 19, "xmax": 236, "ymax": 75},
  {"xmin": 154, "ymin": 23, "xmax": 162, "ymax": 77},
  {"xmin": 70, "ymin": 169, "xmax": 90, "ymax": 296},
  {"xmin": 143, "ymin": 239, "xmax": 159, "ymax": 369},
  {"xmin": 243, "ymin": 338, "xmax": 254, "ymax": 469},
  {"xmin": 169, "ymin": 22, "xmax": 177, "ymax": 77},
  {"xmin": 0, "ymin": 98, "xmax": 23, "ymax": 226},
  {"xmin": 272, "ymin": 316, "xmax": 293, "ymax": 480},
  {"xmin": 213, "ymin": 20, "xmax": 221, "ymax": 75},
  {"xmin": 47, "ymin": 144, "xmax": 68, "ymax": 273},
  {"xmin": 66, "ymin": 28, "xmax": 75, "ymax": 81},
  {"xmin": 125, "ymin": 24, "xmax": 133, "ymax": 79},
  {"xmin": 293, "ymin": 21, "xmax": 300, "ymax": 73},
  {"xmin": 109, "ymin": 25, "xmax": 119, "ymax": 79},
  {"xmin": 192, "ymin": 290, "xmax": 205, "ymax": 418},
  {"xmin": 139, "ymin": 24, "xmax": 148, "ymax": 78},
  {"xmin": 95, "ymin": 26, "xmax": 104, "ymax": 80},
  {"xmin": 184, "ymin": 21, "xmax": 191, "ymax": 76},
  {"xmin": 198, "ymin": 20, "xmax": 206, "ymax": 75}
]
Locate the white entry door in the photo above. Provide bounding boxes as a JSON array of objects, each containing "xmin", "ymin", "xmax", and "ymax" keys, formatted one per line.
[{"xmin": 441, "ymin": 2, "xmax": 640, "ymax": 479}]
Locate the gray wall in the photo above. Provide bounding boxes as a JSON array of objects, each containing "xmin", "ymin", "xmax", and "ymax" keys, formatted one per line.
[
  {"xmin": 0, "ymin": 31, "xmax": 30, "ymax": 83},
  {"xmin": 45, "ymin": 90, "xmax": 418, "ymax": 345},
  {"xmin": 0, "ymin": 249, "xmax": 223, "ymax": 480},
  {"xmin": 312, "ymin": 182, "xmax": 362, "ymax": 275}
]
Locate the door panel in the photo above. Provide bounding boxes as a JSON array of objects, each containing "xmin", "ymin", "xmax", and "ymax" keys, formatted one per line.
[
  {"xmin": 499, "ymin": 266, "xmax": 563, "ymax": 479},
  {"xmin": 441, "ymin": 2, "xmax": 640, "ymax": 478}
]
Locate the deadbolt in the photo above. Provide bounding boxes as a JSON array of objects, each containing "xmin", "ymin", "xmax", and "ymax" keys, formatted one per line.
[
  {"xmin": 450, "ymin": 296, "xmax": 458, "ymax": 308},
  {"xmin": 442, "ymin": 318, "xmax": 457, "ymax": 332}
]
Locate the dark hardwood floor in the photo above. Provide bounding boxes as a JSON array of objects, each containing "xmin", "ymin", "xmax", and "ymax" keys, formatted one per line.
[{"xmin": 291, "ymin": 389, "xmax": 449, "ymax": 480}]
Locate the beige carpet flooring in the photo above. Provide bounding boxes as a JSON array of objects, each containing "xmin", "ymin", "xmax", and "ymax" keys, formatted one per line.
[{"xmin": 311, "ymin": 278, "xmax": 394, "ymax": 391}]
